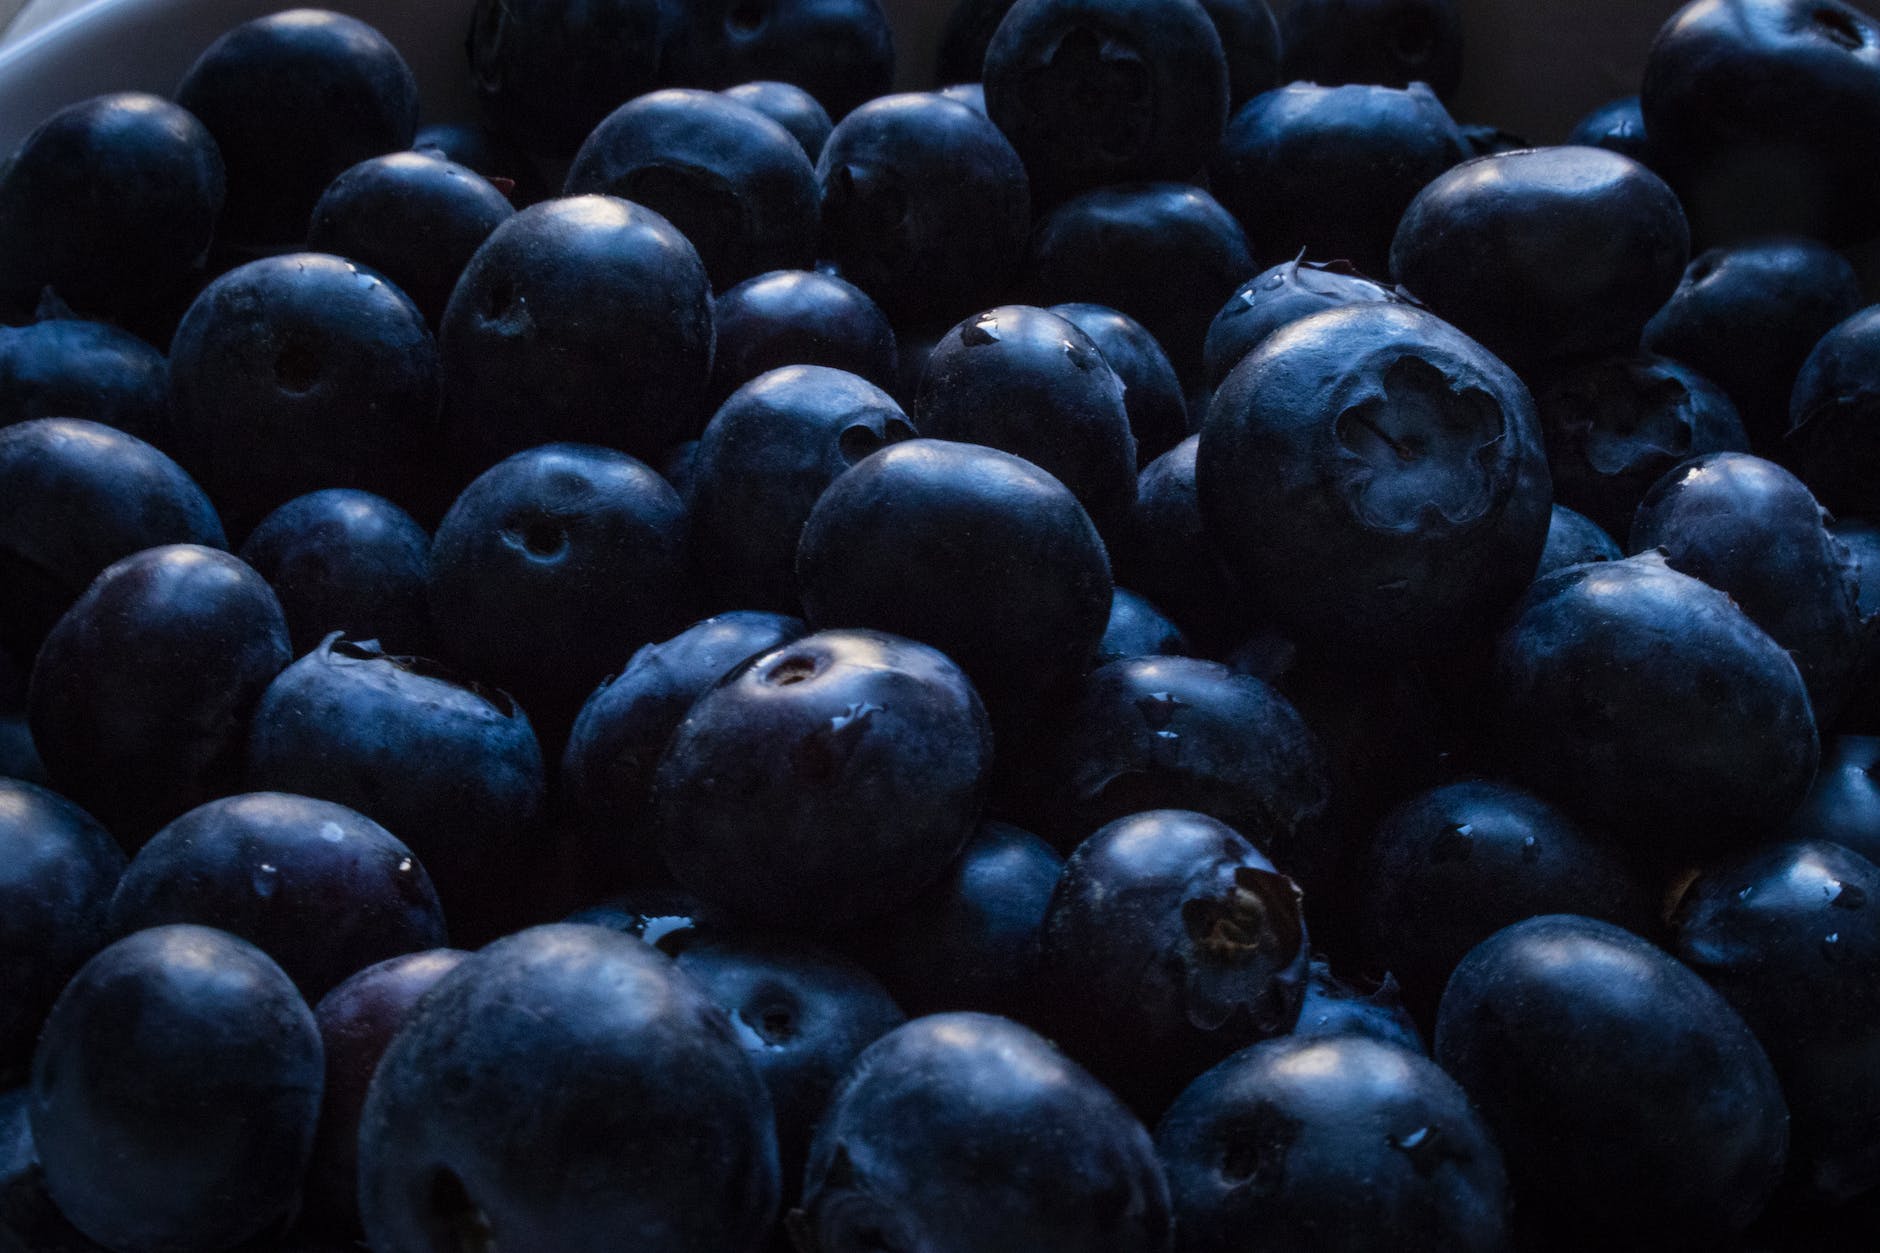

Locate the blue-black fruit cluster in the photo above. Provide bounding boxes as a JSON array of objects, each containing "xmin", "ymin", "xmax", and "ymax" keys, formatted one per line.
[{"xmin": 9, "ymin": 0, "xmax": 1880, "ymax": 1248}]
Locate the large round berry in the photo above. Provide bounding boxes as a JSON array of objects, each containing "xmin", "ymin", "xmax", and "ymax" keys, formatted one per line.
[
  {"xmin": 31, "ymin": 925, "xmax": 323, "ymax": 1253},
  {"xmin": 1436, "ymin": 915, "xmax": 1789, "ymax": 1246},
  {"xmin": 1156, "ymin": 1034, "xmax": 1508, "ymax": 1253},
  {"xmin": 984, "ymin": 0, "xmax": 1230, "ymax": 203},
  {"xmin": 28, "ymin": 545, "xmax": 290, "ymax": 844},
  {"xmin": 654, "ymin": 629, "xmax": 991, "ymax": 928},
  {"xmin": 794, "ymin": 1013, "xmax": 1171, "ymax": 1252},
  {"xmin": 1042, "ymin": 810, "xmax": 1309, "ymax": 1113},
  {"xmin": 426, "ymin": 443, "xmax": 693, "ymax": 738},
  {"xmin": 1643, "ymin": 0, "xmax": 1880, "ymax": 244},
  {"xmin": 1197, "ymin": 302, "xmax": 1551, "ymax": 654},
  {"xmin": 108, "ymin": 792, "xmax": 446, "ymax": 1002},
  {"xmin": 1390, "ymin": 146, "xmax": 1689, "ymax": 367},
  {"xmin": 358, "ymin": 924, "xmax": 778, "ymax": 1251},
  {"xmin": 176, "ymin": 9, "xmax": 417, "ymax": 243},
  {"xmin": 815, "ymin": 93, "xmax": 1030, "ymax": 328},
  {"xmin": 1494, "ymin": 552, "xmax": 1819, "ymax": 853},
  {"xmin": 567, "ymin": 89, "xmax": 820, "ymax": 291},
  {"xmin": 797, "ymin": 440, "xmax": 1113, "ymax": 704},
  {"xmin": 168, "ymin": 252, "xmax": 442, "ymax": 533},
  {"xmin": 0, "ymin": 93, "xmax": 223, "ymax": 326},
  {"xmin": 438, "ymin": 196, "xmax": 714, "ymax": 471}
]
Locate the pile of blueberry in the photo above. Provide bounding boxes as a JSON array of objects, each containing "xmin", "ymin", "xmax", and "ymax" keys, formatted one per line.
[{"xmin": 7, "ymin": 0, "xmax": 1880, "ymax": 1247}]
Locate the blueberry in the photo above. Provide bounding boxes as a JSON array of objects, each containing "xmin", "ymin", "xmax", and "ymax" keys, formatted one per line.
[
  {"xmin": 308, "ymin": 152, "xmax": 515, "ymax": 327},
  {"xmin": 167, "ymin": 252, "xmax": 442, "ymax": 536},
  {"xmin": 1050, "ymin": 302, "xmax": 1189, "ymax": 464},
  {"xmin": 1156, "ymin": 1035, "xmax": 1508, "ymax": 1253},
  {"xmin": 31, "ymin": 926, "xmax": 322, "ymax": 1253},
  {"xmin": 413, "ymin": 120, "xmax": 549, "ymax": 204},
  {"xmin": 848, "ymin": 820, "xmax": 1063, "ymax": 1020},
  {"xmin": 303, "ymin": 950, "xmax": 468, "ymax": 1234},
  {"xmin": 1022, "ymin": 182, "xmax": 1254, "ymax": 384},
  {"xmin": 1534, "ymin": 504, "xmax": 1622, "ymax": 579},
  {"xmin": 1643, "ymin": 0, "xmax": 1880, "ymax": 245},
  {"xmin": 464, "ymin": 0, "xmax": 664, "ymax": 157},
  {"xmin": 1632, "ymin": 452, "xmax": 1863, "ymax": 722},
  {"xmin": 0, "ymin": 319, "xmax": 168, "ymax": 441},
  {"xmin": 1043, "ymin": 658, "xmax": 1329, "ymax": 875},
  {"xmin": 692, "ymin": 366, "xmax": 913, "ymax": 610},
  {"xmin": 0, "ymin": 781, "xmax": 123, "ymax": 1081},
  {"xmin": 357, "ymin": 924, "xmax": 779, "ymax": 1251},
  {"xmin": 815, "ymin": 93, "xmax": 1030, "ymax": 329},
  {"xmin": 792, "ymin": 1012, "xmax": 1172, "ymax": 1252},
  {"xmin": 562, "ymin": 611, "xmax": 806, "ymax": 843},
  {"xmin": 238, "ymin": 488, "xmax": 433, "ymax": 657},
  {"xmin": 1567, "ymin": 95, "xmax": 1652, "ymax": 162},
  {"xmin": 985, "ymin": 0, "xmax": 1229, "ymax": 205},
  {"xmin": 1212, "ymin": 82, "xmax": 1468, "ymax": 279},
  {"xmin": 1786, "ymin": 304, "xmax": 1880, "ymax": 516},
  {"xmin": 1279, "ymin": 0, "xmax": 1464, "ymax": 99},
  {"xmin": 916, "ymin": 306, "xmax": 1138, "ymax": 536},
  {"xmin": 1494, "ymin": 552, "xmax": 1818, "ymax": 853},
  {"xmin": 0, "ymin": 419, "xmax": 226, "ymax": 663},
  {"xmin": 1198, "ymin": 303, "xmax": 1552, "ymax": 654},
  {"xmin": 654, "ymin": 629, "xmax": 990, "ymax": 928},
  {"xmin": 438, "ymin": 196, "xmax": 715, "ymax": 471},
  {"xmin": 1202, "ymin": 257, "xmax": 1409, "ymax": 396},
  {"xmin": 1780, "ymin": 736, "xmax": 1880, "ymax": 863},
  {"xmin": 1292, "ymin": 959, "xmax": 1425, "ymax": 1053},
  {"xmin": 176, "ymin": 10, "xmax": 417, "ymax": 243},
  {"xmin": 1436, "ymin": 915, "xmax": 1789, "ymax": 1246},
  {"xmin": 1043, "ymin": 810, "xmax": 1308, "ymax": 1114},
  {"xmin": 1111, "ymin": 435, "xmax": 1242, "ymax": 649},
  {"xmin": 244, "ymin": 634, "xmax": 545, "ymax": 944},
  {"xmin": 566, "ymin": 90, "xmax": 820, "ymax": 291},
  {"xmin": 427, "ymin": 443, "xmax": 693, "ymax": 740},
  {"xmin": 722, "ymin": 80, "xmax": 835, "ymax": 160},
  {"xmin": 107, "ymin": 792, "xmax": 445, "ymax": 1002},
  {"xmin": 0, "ymin": 94, "xmax": 222, "ymax": 328},
  {"xmin": 29, "ymin": 546, "xmax": 288, "ymax": 845},
  {"xmin": 1358, "ymin": 779, "xmax": 1657, "ymax": 1021},
  {"xmin": 710, "ymin": 269, "xmax": 898, "ymax": 405},
  {"xmin": 672, "ymin": 933, "xmax": 904, "ymax": 1198},
  {"xmin": 1672, "ymin": 840, "xmax": 1880, "ymax": 1203},
  {"xmin": 1096, "ymin": 588, "xmax": 1190, "ymax": 666},
  {"xmin": 1390, "ymin": 146, "xmax": 1690, "ymax": 368},
  {"xmin": 1643, "ymin": 238, "xmax": 1864, "ymax": 451},
  {"xmin": 1531, "ymin": 351, "xmax": 1749, "ymax": 540},
  {"xmin": 661, "ymin": 0, "xmax": 895, "ymax": 122},
  {"xmin": 796, "ymin": 440, "xmax": 1112, "ymax": 705}
]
